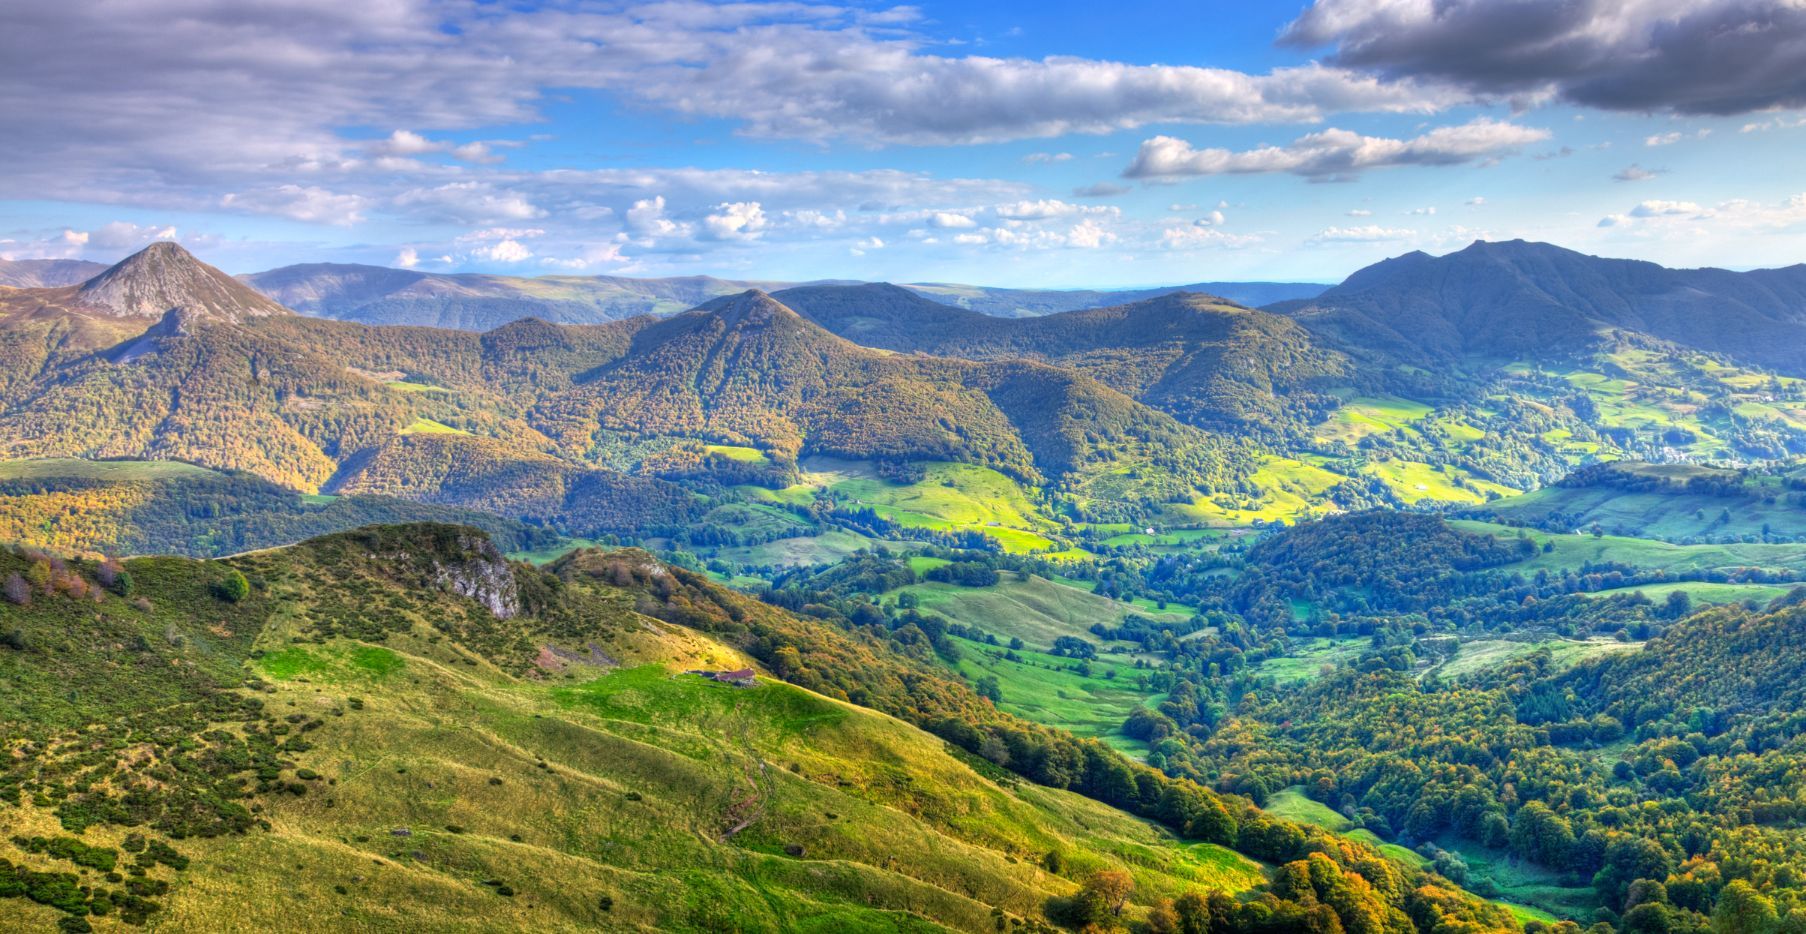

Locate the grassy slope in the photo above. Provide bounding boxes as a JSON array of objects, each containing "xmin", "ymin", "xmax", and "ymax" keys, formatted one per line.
[
  {"xmin": 890, "ymin": 572, "xmax": 1187, "ymax": 653},
  {"xmin": 1, "ymin": 531, "xmax": 1268, "ymax": 932},
  {"xmin": 1451, "ymin": 519, "xmax": 1806, "ymax": 576}
]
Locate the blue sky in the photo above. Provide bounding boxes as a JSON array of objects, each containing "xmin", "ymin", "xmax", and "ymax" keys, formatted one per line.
[{"xmin": 2, "ymin": 0, "xmax": 1804, "ymax": 286}]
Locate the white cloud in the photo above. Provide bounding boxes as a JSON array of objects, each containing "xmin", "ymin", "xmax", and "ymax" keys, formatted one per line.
[
  {"xmin": 1630, "ymin": 200, "xmax": 1703, "ymax": 217},
  {"xmin": 1023, "ymin": 152, "xmax": 1073, "ymax": 164},
  {"xmin": 1646, "ymin": 129, "xmax": 1710, "ymax": 147},
  {"xmin": 1124, "ymin": 118, "xmax": 1550, "ymax": 180},
  {"xmin": 89, "ymin": 222, "xmax": 179, "ymax": 250},
  {"xmin": 393, "ymin": 182, "xmax": 543, "ymax": 224},
  {"xmin": 625, "ymin": 196, "xmax": 686, "ymax": 239},
  {"xmin": 220, "ymin": 185, "xmax": 367, "ymax": 225},
  {"xmin": 395, "ymin": 247, "xmax": 419, "ymax": 269},
  {"xmin": 1067, "ymin": 220, "xmax": 1114, "ymax": 249},
  {"xmin": 849, "ymin": 236, "xmax": 885, "ymax": 256},
  {"xmin": 1161, "ymin": 225, "xmax": 1261, "ymax": 250},
  {"xmin": 472, "ymin": 238, "xmax": 532, "ymax": 263},
  {"xmin": 701, "ymin": 202, "xmax": 768, "ymax": 241},
  {"xmin": 929, "ymin": 212, "xmax": 978, "ymax": 228},
  {"xmin": 1346, "ymin": 208, "xmax": 1373, "ymax": 217},
  {"xmin": 952, "ymin": 232, "xmax": 990, "ymax": 245},
  {"xmin": 1311, "ymin": 225, "xmax": 1415, "ymax": 242},
  {"xmin": 993, "ymin": 199, "xmax": 1115, "ymax": 221},
  {"xmin": 1613, "ymin": 164, "xmax": 1662, "ymax": 182},
  {"xmin": 456, "ymin": 227, "xmax": 546, "ymax": 242},
  {"xmin": 1405, "ymin": 206, "xmax": 1436, "ymax": 216}
]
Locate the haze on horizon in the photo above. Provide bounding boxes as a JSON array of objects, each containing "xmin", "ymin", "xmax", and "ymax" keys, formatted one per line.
[{"xmin": 3, "ymin": 0, "xmax": 1805, "ymax": 287}]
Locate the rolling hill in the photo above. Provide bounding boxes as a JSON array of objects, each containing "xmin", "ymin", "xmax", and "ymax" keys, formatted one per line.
[{"xmin": 773, "ymin": 284, "xmax": 1350, "ymax": 432}]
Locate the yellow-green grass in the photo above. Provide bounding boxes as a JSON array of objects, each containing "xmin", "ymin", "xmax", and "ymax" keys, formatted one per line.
[
  {"xmin": 139, "ymin": 620, "xmax": 1266, "ymax": 932},
  {"xmin": 946, "ymin": 636, "xmax": 1162, "ymax": 756},
  {"xmin": 1487, "ymin": 475, "xmax": 1806, "ymax": 543},
  {"xmin": 1361, "ymin": 459, "xmax": 1517, "ymax": 506},
  {"xmin": 399, "ymin": 417, "xmax": 471, "ymax": 436},
  {"xmin": 1252, "ymin": 637, "xmax": 1368, "ymax": 686},
  {"xmin": 704, "ymin": 444, "xmax": 771, "ymax": 464},
  {"xmin": 1433, "ymin": 638, "xmax": 1642, "ymax": 681},
  {"xmin": 1582, "ymin": 581, "xmax": 1798, "ymax": 606},
  {"xmin": 892, "ymin": 571, "xmax": 1188, "ymax": 654},
  {"xmin": 0, "ymin": 456, "xmax": 220, "ymax": 481},
  {"xmin": 1435, "ymin": 837, "xmax": 1601, "ymax": 922},
  {"xmin": 1177, "ymin": 456, "xmax": 1345, "ymax": 526},
  {"xmin": 385, "ymin": 380, "xmax": 451, "ymax": 393},
  {"xmin": 507, "ymin": 537, "xmax": 609, "ymax": 565},
  {"xmin": 1453, "ymin": 519, "xmax": 1806, "ymax": 576},
  {"xmin": 814, "ymin": 459, "xmax": 1060, "ymax": 554},
  {"xmin": 1261, "ymin": 789, "xmax": 1424, "ymax": 869},
  {"xmin": 1097, "ymin": 527, "xmax": 1224, "ymax": 548},
  {"xmin": 709, "ymin": 529, "xmax": 911, "ymax": 568},
  {"xmin": 1313, "ymin": 396, "xmax": 1434, "ymax": 446}
]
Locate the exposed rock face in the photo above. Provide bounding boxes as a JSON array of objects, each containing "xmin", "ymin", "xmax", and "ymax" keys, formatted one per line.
[
  {"xmin": 75, "ymin": 241, "xmax": 289, "ymax": 321},
  {"xmin": 427, "ymin": 528, "xmax": 521, "ymax": 619}
]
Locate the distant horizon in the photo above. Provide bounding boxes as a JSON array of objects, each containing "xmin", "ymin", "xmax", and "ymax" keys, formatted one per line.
[{"xmin": 19, "ymin": 236, "xmax": 1806, "ymax": 294}]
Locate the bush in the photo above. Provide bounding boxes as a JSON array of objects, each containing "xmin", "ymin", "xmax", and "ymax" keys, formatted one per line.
[{"xmin": 213, "ymin": 569, "xmax": 250, "ymax": 603}]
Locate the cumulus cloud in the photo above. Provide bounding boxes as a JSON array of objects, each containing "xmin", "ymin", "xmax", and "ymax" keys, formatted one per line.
[
  {"xmin": 395, "ymin": 247, "xmax": 420, "ymax": 269},
  {"xmin": 929, "ymin": 212, "xmax": 978, "ymax": 228},
  {"xmin": 1066, "ymin": 220, "xmax": 1114, "ymax": 248},
  {"xmin": 1282, "ymin": 0, "xmax": 1806, "ymax": 116},
  {"xmin": 701, "ymin": 202, "xmax": 768, "ymax": 241},
  {"xmin": 1124, "ymin": 118, "xmax": 1549, "ymax": 180},
  {"xmin": 89, "ymin": 222, "xmax": 179, "ymax": 250},
  {"xmin": 624, "ymin": 196, "xmax": 687, "ymax": 239},
  {"xmin": 472, "ymin": 238, "xmax": 532, "ymax": 263}
]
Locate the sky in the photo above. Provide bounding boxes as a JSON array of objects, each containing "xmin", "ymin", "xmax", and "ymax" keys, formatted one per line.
[{"xmin": 1, "ymin": 0, "xmax": 1805, "ymax": 287}]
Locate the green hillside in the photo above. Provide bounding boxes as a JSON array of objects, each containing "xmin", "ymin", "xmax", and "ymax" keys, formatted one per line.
[{"xmin": 0, "ymin": 525, "xmax": 1515, "ymax": 933}]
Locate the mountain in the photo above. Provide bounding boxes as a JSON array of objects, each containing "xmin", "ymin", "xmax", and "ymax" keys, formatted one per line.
[
  {"xmin": 0, "ymin": 246, "xmax": 1249, "ymax": 542},
  {"xmin": 0, "ymin": 258, "xmax": 108, "ymax": 288},
  {"xmin": 73, "ymin": 241, "xmax": 289, "ymax": 321},
  {"xmin": 240, "ymin": 260, "xmax": 1326, "ymax": 329},
  {"xmin": 242, "ymin": 263, "xmax": 806, "ymax": 329},
  {"xmin": 773, "ymin": 283, "xmax": 1349, "ymax": 431},
  {"xmin": 534, "ymin": 289, "xmax": 1238, "ymax": 486},
  {"xmin": 1279, "ymin": 240, "xmax": 1806, "ymax": 373},
  {"xmin": 906, "ymin": 279, "xmax": 1328, "ymax": 318}
]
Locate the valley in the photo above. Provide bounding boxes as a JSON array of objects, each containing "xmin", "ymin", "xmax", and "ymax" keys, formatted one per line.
[{"xmin": 8, "ymin": 239, "xmax": 1806, "ymax": 932}]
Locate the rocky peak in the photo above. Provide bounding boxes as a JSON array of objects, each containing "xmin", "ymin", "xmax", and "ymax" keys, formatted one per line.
[{"xmin": 76, "ymin": 241, "xmax": 290, "ymax": 321}]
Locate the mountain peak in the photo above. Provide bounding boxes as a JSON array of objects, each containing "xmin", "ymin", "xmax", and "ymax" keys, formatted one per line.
[
  {"xmin": 695, "ymin": 289, "xmax": 806, "ymax": 327},
  {"xmin": 76, "ymin": 241, "xmax": 289, "ymax": 321}
]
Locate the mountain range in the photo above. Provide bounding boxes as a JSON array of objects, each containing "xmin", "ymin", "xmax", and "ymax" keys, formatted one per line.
[{"xmin": 231, "ymin": 261, "xmax": 1328, "ymax": 329}]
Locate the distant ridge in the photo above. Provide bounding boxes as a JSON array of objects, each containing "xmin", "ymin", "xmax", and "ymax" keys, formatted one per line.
[
  {"xmin": 239, "ymin": 260, "xmax": 1327, "ymax": 329},
  {"xmin": 0, "ymin": 258, "xmax": 108, "ymax": 288},
  {"xmin": 1280, "ymin": 239, "xmax": 1806, "ymax": 373}
]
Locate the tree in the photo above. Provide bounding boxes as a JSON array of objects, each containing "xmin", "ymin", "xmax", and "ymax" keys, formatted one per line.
[
  {"xmin": 1665, "ymin": 589, "xmax": 1693, "ymax": 619},
  {"xmin": 1713, "ymin": 880, "xmax": 1778, "ymax": 934},
  {"xmin": 1084, "ymin": 869, "xmax": 1134, "ymax": 917},
  {"xmin": 214, "ymin": 568, "xmax": 250, "ymax": 603},
  {"xmin": 975, "ymin": 675, "xmax": 1002, "ymax": 704}
]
